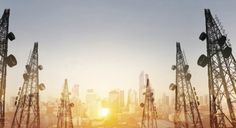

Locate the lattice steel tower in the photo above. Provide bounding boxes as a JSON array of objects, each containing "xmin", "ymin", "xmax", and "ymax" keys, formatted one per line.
[
  {"xmin": 0, "ymin": 9, "xmax": 17, "ymax": 127},
  {"xmin": 11, "ymin": 42, "xmax": 45, "ymax": 128},
  {"xmin": 140, "ymin": 74, "xmax": 158, "ymax": 128},
  {"xmin": 198, "ymin": 9, "xmax": 236, "ymax": 128},
  {"xmin": 57, "ymin": 79, "xmax": 74, "ymax": 128},
  {"xmin": 170, "ymin": 42, "xmax": 203, "ymax": 128}
]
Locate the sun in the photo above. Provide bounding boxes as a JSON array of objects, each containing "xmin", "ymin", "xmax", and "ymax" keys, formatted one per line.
[{"xmin": 99, "ymin": 108, "xmax": 110, "ymax": 118}]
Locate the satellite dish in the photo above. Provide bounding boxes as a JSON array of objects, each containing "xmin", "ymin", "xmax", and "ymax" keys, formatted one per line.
[
  {"xmin": 7, "ymin": 32, "xmax": 15, "ymax": 41},
  {"xmin": 38, "ymin": 65, "xmax": 43, "ymax": 70},
  {"xmin": 171, "ymin": 65, "xmax": 176, "ymax": 70},
  {"xmin": 222, "ymin": 46, "xmax": 231, "ymax": 58},
  {"xmin": 197, "ymin": 54, "xmax": 208, "ymax": 67},
  {"xmin": 38, "ymin": 83, "xmax": 45, "ymax": 91},
  {"xmin": 169, "ymin": 83, "xmax": 176, "ymax": 91},
  {"xmin": 184, "ymin": 65, "xmax": 189, "ymax": 73},
  {"xmin": 199, "ymin": 32, "xmax": 207, "ymax": 41},
  {"xmin": 151, "ymin": 98, "xmax": 155, "ymax": 102},
  {"xmin": 150, "ymin": 92, "xmax": 153, "ymax": 96},
  {"xmin": 69, "ymin": 103, "xmax": 74, "ymax": 107},
  {"xmin": 23, "ymin": 73, "xmax": 29, "ymax": 81},
  {"xmin": 218, "ymin": 36, "xmax": 226, "ymax": 47},
  {"xmin": 186, "ymin": 73, "xmax": 192, "ymax": 81},
  {"xmin": 140, "ymin": 103, "xmax": 144, "ymax": 108},
  {"xmin": 6, "ymin": 54, "xmax": 17, "ymax": 67}
]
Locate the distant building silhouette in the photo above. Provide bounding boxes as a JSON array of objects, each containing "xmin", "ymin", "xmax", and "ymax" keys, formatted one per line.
[
  {"xmin": 72, "ymin": 84, "xmax": 80, "ymax": 100},
  {"xmin": 108, "ymin": 89, "xmax": 124, "ymax": 113},
  {"xmin": 127, "ymin": 89, "xmax": 138, "ymax": 113},
  {"xmin": 162, "ymin": 93, "xmax": 169, "ymax": 106},
  {"xmin": 86, "ymin": 89, "xmax": 100, "ymax": 119}
]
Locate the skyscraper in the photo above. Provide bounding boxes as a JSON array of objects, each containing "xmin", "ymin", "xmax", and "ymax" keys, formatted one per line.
[
  {"xmin": 127, "ymin": 89, "xmax": 138, "ymax": 113},
  {"xmin": 72, "ymin": 84, "xmax": 80, "ymax": 99},
  {"xmin": 120, "ymin": 90, "xmax": 125, "ymax": 108},
  {"xmin": 86, "ymin": 89, "xmax": 100, "ymax": 119},
  {"xmin": 162, "ymin": 93, "xmax": 169, "ymax": 106},
  {"xmin": 108, "ymin": 89, "xmax": 125, "ymax": 113}
]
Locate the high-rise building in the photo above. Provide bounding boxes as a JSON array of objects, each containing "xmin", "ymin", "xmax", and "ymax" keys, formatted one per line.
[
  {"xmin": 5, "ymin": 97, "xmax": 14, "ymax": 112},
  {"xmin": 86, "ymin": 89, "xmax": 100, "ymax": 119},
  {"xmin": 127, "ymin": 89, "xmax": 138, "ymax": 113},
  {"xmin": 108, "ymin": 89, "xmax": 124, "ymax": 113},
  {"xmin": 162, "ymin": 93, "xmax": 169, "ymax": 106},
  {"xmin": 72, "ymin": 84, "xmax": 80, "ymax": 99},
  {"xmin": 139, "ymin": 71, "xmax": 146, "ymax": 104},
  {"xmin": 170, "ymin": 93, "xmax": 175, "ymax": 107},
  {"xmin": 120, "ymin": 90, "xmax": 125, "ymax": 108}
]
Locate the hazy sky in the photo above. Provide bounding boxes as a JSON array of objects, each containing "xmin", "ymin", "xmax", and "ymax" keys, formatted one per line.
[{"xmin": 1, "ymin": 0, "xmax": 236, "ymax": 101}]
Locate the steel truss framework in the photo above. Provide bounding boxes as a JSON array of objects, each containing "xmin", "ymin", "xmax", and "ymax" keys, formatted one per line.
[
  {"xmin": 198, "ymin": 9, "xmax": 236, "ymax": 128},
  {"xmin": 140, "ymin": 75, "xmax": 158, "ymax": 128},
  {"xmin": 170, "ymin": 42, "xmax": 203, "ymax": 128},
  {"xmin": 0, "ymin": 9, "xmax": 17, "ymax": 127},
  {"xmin": 11, "ymin": 43, "xmax": 44, "ymax": 128},
  {"xmin": 57, "ymin": 79, "xmax": 74, "ymax": 128}
]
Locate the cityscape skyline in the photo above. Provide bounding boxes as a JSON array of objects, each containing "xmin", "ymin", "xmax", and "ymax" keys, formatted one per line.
[
  {"xmin": 1, "ymin": 1, "xmax": 236, "ymax": 106},
  {"xmin": 1, "ymin": 1, "xmax": 236, "ymax": 127}
]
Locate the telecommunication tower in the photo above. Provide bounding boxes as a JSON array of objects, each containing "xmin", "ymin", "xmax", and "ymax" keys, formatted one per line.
[
  {"xmin": 140, "ymin": 74, "xmax": 158, "ymax": 128},
  {"xmin": 170, "ymin": 42, "xmax": 203, "ymax": 128},
  {"xmin": 57, "ymin": 79, "xmax": 74, "ymax": 128},
  {"xmin": 0, "ymin": 9, "xmax": 17, "ymax": 127},
  {"xmin": 198, "ymin": 9, "xmax": 236, "ymax": 128},
  {"xmin": 11, "ymin": 42, "xmax": 45, "ymax": 128}
]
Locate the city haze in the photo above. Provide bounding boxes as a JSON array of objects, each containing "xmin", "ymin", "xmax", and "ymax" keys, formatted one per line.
[{"xmin": 1, "ymin": 0, "xmax": 236, "ymax": 101}]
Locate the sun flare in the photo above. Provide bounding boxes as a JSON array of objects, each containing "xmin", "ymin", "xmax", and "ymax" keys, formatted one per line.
[{"xmin": 99, "ymin": 108, "xmax": 110, "ymax": 118}]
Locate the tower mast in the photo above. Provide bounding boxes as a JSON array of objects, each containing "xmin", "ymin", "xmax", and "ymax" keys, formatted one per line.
[
  {"xmin": 198, "ymin": 9, "xmax": 236, "ymax": 128},
  {"xmin": 0, "ymin": 9, "xmax": 17, "ymax": 127},
  {"xmin": 170, "ymin": 42, "xmax": 203, "ymax": 128},
  {"xmin": 57, "ymin": 79, "xmax": 74, "ymax": 128},
  {"xmin": 11, "ymin": 43, "xmax": 45, "ymax": 128},
  {"xmin": 140, "ymin": 74, "xmax": 158, "ymax": 128}
]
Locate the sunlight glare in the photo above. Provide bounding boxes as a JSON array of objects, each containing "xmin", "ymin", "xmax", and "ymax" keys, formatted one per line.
[{"xmin": 99, "ymin": 108, "xmax": 110, "ymax": 118}]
